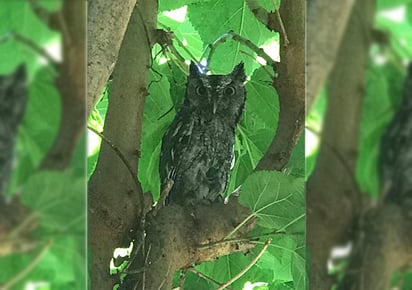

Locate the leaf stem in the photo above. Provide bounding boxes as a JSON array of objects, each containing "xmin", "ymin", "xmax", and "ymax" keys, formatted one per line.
[
  {"xmin": 224, "ymin": 213, "xmax": 255, "ymax": 240},
  {"xmin": 87, "ymin": 125, "xmax": 144, "ymax": 218},
  {"xmin": 217, "ymin": 238, "xmax": 271, "ymax": 290},
  {"xmin": 0, "ymin": 239, "xmax": 53, "ymax": 290},
  {"xmin": 187, "ymin": 267, "xmax": 233, "ymax": 290}
]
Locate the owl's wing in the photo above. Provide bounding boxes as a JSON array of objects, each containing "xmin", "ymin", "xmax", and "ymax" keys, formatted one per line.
[{"xmin": 159, "ymin": 114, "xmax": 195, "ymax": 188}]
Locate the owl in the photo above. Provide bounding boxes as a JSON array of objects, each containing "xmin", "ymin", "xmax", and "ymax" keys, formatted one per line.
[
  {"xmin": 0, "ymin": 65, "xmax": 27, "ymax": 194},
  {"xmin": 379, "ymin": 62, "xmax": 412, "ymax": 205},
  {"xmin": 159, "ymin": 62, "xmax": 246, "ymax": 206}
]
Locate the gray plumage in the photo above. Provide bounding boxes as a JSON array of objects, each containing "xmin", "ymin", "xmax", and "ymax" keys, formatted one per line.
[
  {"xmin": 160, "ymin": 62, "xmax": 246, "ymax": 205},
  {"xmin": 379, "ymin": 63, "xmax": 412, "ymax": 205},
  {"xmin": 0, "ymin": 65, "xmax": 27, "ymax": 194}
]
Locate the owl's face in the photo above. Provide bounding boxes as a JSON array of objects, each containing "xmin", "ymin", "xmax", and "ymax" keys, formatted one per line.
[{"xmin": 184, "ymin": 62, "xmax": 246, "ymax": 122}]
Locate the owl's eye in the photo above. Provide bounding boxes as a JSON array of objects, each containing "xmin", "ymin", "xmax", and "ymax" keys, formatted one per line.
[
  {"xmin": 195, "ymin": 86, "xmax": 206, "ymax": 96},
  {"xmin": 223, "ymin": 86, "xmax": 236, "ymax": 96}
]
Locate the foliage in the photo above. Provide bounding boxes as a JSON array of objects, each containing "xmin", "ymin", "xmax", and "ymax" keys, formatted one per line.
[
  {"xmin": 356, "ymin": 1, "xmax": 412, "ymax": 198},
  {"xmin": 0, "ymin": 1, "xmax": 85, "ymax": 289},
  {"xmin": 89, "ymin": 0, "xmax": 305, "ymax": 289}
]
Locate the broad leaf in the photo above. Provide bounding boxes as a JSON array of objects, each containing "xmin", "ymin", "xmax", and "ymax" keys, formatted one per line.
[{"xmin": 239, "ymin": 171, "xmax": 305, "ymax": 232}]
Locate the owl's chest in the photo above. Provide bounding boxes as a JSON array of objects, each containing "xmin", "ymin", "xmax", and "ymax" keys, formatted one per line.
[
  {"xmin": 166, "ymin": 115, "xmax": 234, "ymax": 168},
  {"xmin": 188, "ymin": 117, "xmax": 233, "ymax": 148}
]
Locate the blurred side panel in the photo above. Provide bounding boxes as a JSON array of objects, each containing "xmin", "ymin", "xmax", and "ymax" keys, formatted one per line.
[{"xmin": 0, "ymin": 0, "xmax": 86, "ymax": 289}]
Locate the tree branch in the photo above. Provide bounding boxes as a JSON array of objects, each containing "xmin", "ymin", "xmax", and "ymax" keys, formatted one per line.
[
  {"xmin": 338, "ymin": 203, "xmax": 412, "ymax": 290},
  {"xmin": 306, "ymin": 0, "xmax": 357, "ymax": 114},
  {"xmin": 87, "ymin": 0, "xmax": 137, "ymax": 116},
  {"xmin": 38, "ymin": 0, "xmax": 86, "ymax": 170},
  {"xmin": 119, "ymin": 200, "xmax": 257, "ymax": 289},
  {"xmin": 88, "ymin": 1, "xmax": 158, "ymax": 288},
  {"xmin": 255, "ymin": 0, "xmax": 305, "ymax": 171}
]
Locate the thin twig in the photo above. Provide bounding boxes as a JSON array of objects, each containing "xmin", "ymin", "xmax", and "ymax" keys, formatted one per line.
[
  {"xmin": 164, "ymin": 48, "xmax": 188, "ymax": 74},
  {"xmin": 272, "ymin": 0, "xmax": 289, "ymax": 46},
  {"xmin": 157, "ymin": 22, "xmax": 200, "ymax": 66},
  {"xmin": 122, "ymin": 241, "xmax": 144, "ymax": 274},
  {"xmin": 0, "ymin": 32, "xmax": 58, "ymax": 66},
  {"xmin": 196, "ymin": 230, "xmax": 286, "ymax": 249},
  {"xmin": 202, "ymin": 31, "xmax": 278, "ymax": 71},
  {"xmin": 87, "ymin": 125, "xmax": 144, "ymax": 217},
  {"xmin": 170, "ymin": 36, "xmax": 199, "ymax": 65},
  {"xmin": 239, "ymin": 49, "xmax": 276, "ymax": 79},
  {"xmin": 157, "ymin": 261, "xmax": 171, "ymax": 290},
  {"xmin": 6, "ymin": 212, "xmax": 37, "ymax": 241},
  {"xmin": 152, "ymin": 179, "xmax": 174, "ymax": 214},
  {"xmin": 165, "ymin": 42, "xmax": 186, "ymax": 64},
  {"xmin": 157, "ymin": 105, "xmax": 175, "ymax": 121},
  {"xmin": 0, "ymin": 239, "xmax": 53, "ymax": 290},
  {"xmin": 196, "ymin": 237, "xmax": 258, "ymax": 249},
  {"xmin": 187, "ymin": 267, "xmax": 233, "ymax": 290},
  {"xmin": 179, "ymin": 268, "xmax": 187, "ymax": 289},
  {"xmin": 142, "ymin": 244, "xmax": 151, "ymax": 290},
  {"xmin": 137, "ymin": 9, "xmax": 154, "ymax": 68},
  {"xmin": 217, "ymin": 239, "xmax": 272, "ymax": 290},
  {"xmin": 224, "ymin": 213, "xmax": 256, "ymax": 240},
  {"xmin": 305, "ymin": 125, "xmax": 361, "ymax": 200}
]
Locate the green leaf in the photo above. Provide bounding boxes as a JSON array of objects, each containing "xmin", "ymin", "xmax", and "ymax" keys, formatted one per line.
[
  {"xmin": 227, "ymin": 67, "xmax": 278, "ymax": 194},
  {"xmin": 38, "ymin": 0, "xmax": 63, "ymax": 11},
  {"xmin": 138, "ymin": 62, "xmax": 176, "ymax": 200},
  {"xmin": 158, "ymin": 11, "xmax": 204, "ymax": 61},
  {"xmin": 286, "ymin": 134, "xmax": 305, "ymax": 178},
  {"xmin": 356, "ymin": 62, "xmax": 405, "ymax": 197},
  {"xmin": 0, "ymin": 171, "xmax": 85, "ymax": 288},
  {"xmin": 408, "ymin": 3, "xmax": 412, "ymax": 23},
  {"xmin": 305, "ymin": 88, "xmax": 327, "ymax": 180},
  {"xmin": 185, "ymin": 234, "xmax": 305, "ymax": 289},
  {"xmin": 239, "ymin": 171, "xmax": 305, "ymax": 232},
  {"xmin": 0, "ymin": 1, "xmax": 59, "ymax": 75},
  {"xmin": 257, "ymin": 0, "xmax": 275, "ymax": 11},
  {"xmin": 194, "ymin": 252, "xmax": 272, "ymax": 290},
  {"xmin": 87, "ymin": 86, "xmax": 109, "ymax": 179},
  {"xmin": 7, "ymin": 66, "xmax": 60, "ymax": 194},
  {"xmin": 21, "ymin": 171, "xmax": 85, "ymax": 232},
  {"xmin": 257, "ymin": 235, "xmax": 306, "ymax": 289},
  {"xmin": 377, "ymin": 0, "xmax": 412, "ymax": 9},
  {"xmin": 0, "ymin": 237, "xmax": 85, "ymax": 289},
  {"xmin": 187, "ymin": 0, "xmax": 278, "ymax": 73},
  {"xmin": 159, "ymin": 0, "xmax": 206, "ymax": 13}
]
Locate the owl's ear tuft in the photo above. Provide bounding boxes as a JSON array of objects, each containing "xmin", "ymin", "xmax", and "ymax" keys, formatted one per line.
[
  {"xmin": 189, "ymin": 62, "xmax": 201, "ymax": 77},
  {"xmin": 231, "ymin": 62, "xmax": 246, "ymax": 82}
]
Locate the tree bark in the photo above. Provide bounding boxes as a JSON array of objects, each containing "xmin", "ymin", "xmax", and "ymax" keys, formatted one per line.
[
  {"xmin": 120, "ymin": 201, "xmax": 256, "ymax": 289},
  {"xmin": 255, "ymin": 0, "xmax": 305, "ymax": 171},
  {"xmin": 39, "ymin": 0, "xmax": 86, "ymax": 170},
  {"xmin": 87, "ymin": 0, "xmax": 137, "ymax": 116},
  {"xmin": 306, "ymin": 0, "xmax": 357, "ymax": 114},
  {"xmin": 338, "ymin": 203, "xmax": 412, "ymax": 290},
  {"xmin": 88, "ymin": 1, "xmax": 157, "ymax": 288}
]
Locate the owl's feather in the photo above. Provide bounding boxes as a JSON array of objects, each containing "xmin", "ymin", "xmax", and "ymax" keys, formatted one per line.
[
  {"xmin": 160, "ymin": 62, "xmax": 246, "ymax": 205},
  {"xmin": 379, "ymin": 63, "xmax": 412, "ymax": 206},
  {"xmin": 0, "ymin": 65, "xmax": 27, "ymax": 194}
]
